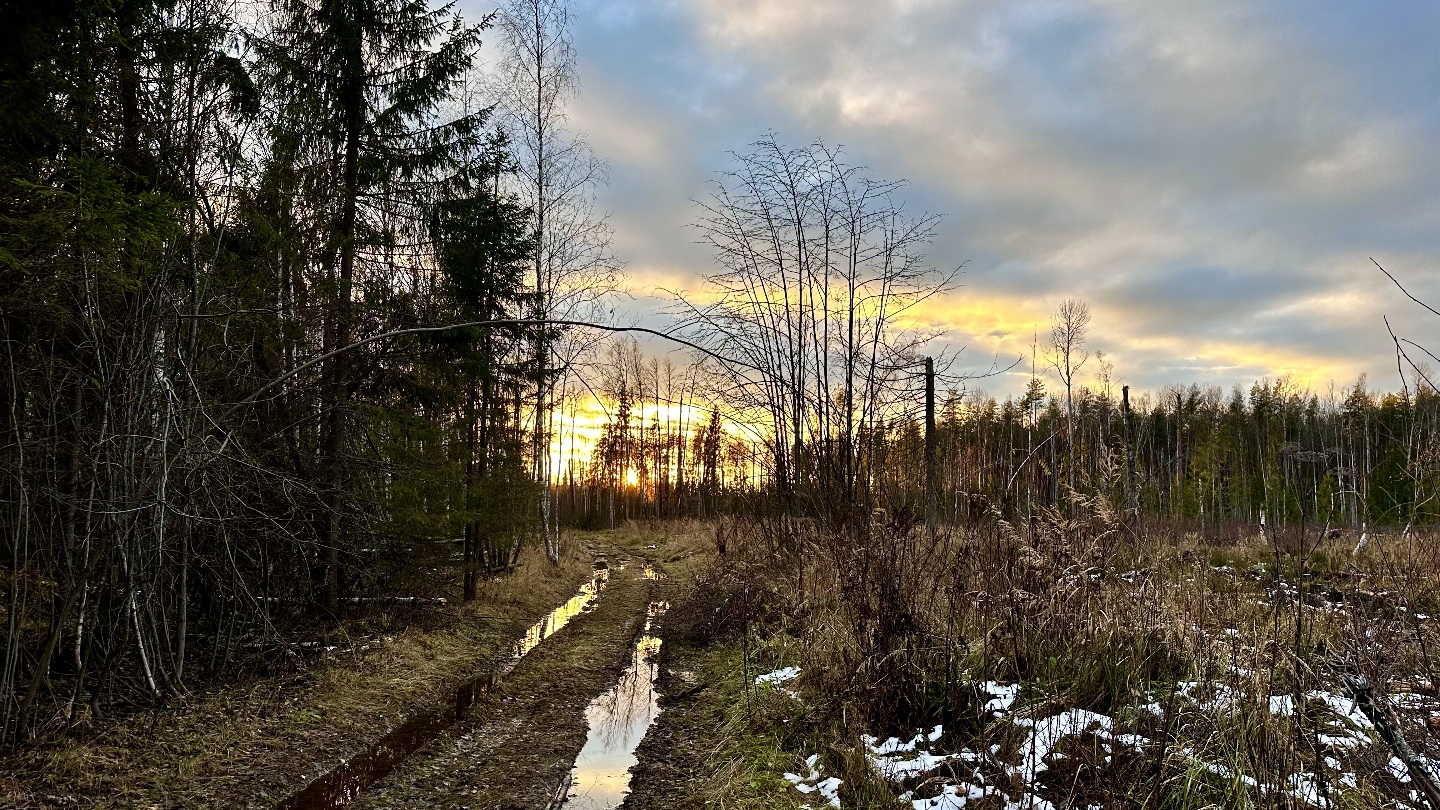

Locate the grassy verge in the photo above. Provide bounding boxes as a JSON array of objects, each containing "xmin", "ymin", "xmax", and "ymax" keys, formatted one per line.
[{"xmin": 0, "ymin": 536, "xmax": 601, "ymax": 808}]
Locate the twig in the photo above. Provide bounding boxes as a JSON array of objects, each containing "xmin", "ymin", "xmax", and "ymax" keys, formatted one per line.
[
  {"xmin": 220, "ymin": 318, "xmax": 762, "ymax": 421},
  {"xmin": 1375, "ymin": 258, "xmax": 1440, "ymax": 319}
]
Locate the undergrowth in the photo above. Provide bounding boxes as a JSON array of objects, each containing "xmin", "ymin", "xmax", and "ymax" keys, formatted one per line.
[{"xmin": 680, "ymin": 502, "xmax": 1440, "ymax": 809}]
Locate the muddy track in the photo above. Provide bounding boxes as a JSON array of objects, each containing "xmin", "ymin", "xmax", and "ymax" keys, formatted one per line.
[
  {"xmin": 616, "ymin": 640, "xmax": 713, "ymax": 810},
  {"xmin": 348, "ymin": 562, "xmax": 663, "ymax": 809}
]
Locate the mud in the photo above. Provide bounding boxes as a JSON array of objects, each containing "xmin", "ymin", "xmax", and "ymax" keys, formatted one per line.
[
  {"xmin": 558, "ymin": 601, "xmax": 667, "ymax": 809},
  {"xmin": 277, "ymin": 567, "xmax": 611, "ymax": 810},
  {"xmin": 615, "ymin": 639, "xmax": 716, "ymax": 810},
  {"xmin": 349, "ymin": 568, "xmax": 663, "ymax": 809}
]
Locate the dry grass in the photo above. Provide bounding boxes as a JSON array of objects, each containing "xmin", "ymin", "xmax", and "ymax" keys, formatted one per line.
[
  {"xmin": 0, "ymin": 534, "xmax": 609, "ymax": 808},
  {"xmin": 687, "ymin": 505, "xmax": 1440, "ymax": 809}
]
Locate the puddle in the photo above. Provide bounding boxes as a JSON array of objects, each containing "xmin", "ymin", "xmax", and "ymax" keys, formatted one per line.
[
  {"xmin": 558, "ymin": 601, "xmax": 669, "ymax": 810},
  {"xmin": 504, "ymin": 568, "xmax": 610, "ymax": 673},
  {"xmin": 278, "ymin": 566, "xmax": 610, "ymax": 810}
]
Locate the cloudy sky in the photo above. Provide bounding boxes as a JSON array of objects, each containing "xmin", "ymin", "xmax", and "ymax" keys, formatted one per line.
[{"xmin": 468, "ymin": 0, "xmax": 1440, "ymax": 398}]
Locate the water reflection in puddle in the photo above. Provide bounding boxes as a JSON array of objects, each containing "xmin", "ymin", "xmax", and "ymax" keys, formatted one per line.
[
  {"xmin": 560, "ymin": 601, "xmax": 669, "ymax": 810},
  {"xmin": 503, "ymin": 567, "xmax": 609, "ymax": 674},
  {"xmin": 280, "ymin": 566, "xmax": 610, "ymax": 810}
]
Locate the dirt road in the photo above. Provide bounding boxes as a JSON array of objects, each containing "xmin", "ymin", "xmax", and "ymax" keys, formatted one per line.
[
  {"xmin": 0, "ymin": 531, "xmax": 720, "ymax": 810},
  {"xmin": 347, "ymin": 558, "xmax": 668, "ymax": 810}
]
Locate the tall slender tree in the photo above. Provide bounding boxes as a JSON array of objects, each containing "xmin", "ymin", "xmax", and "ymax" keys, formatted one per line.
[
  {"xmin": 252, "ymin": 0, "xmax": 484, "ymax": 611},
  {"xmin": 1047, "ymin": 298, "xmax": 1091, "ymax": 497},
  {"xmin": 491, "ymin": 0, "xmax": 618, "ymax": 563}
]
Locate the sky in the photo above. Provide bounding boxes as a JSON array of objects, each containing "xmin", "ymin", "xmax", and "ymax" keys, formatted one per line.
[{"xmin": 465, "ymin": 0, "xmax": 1440, "ymax": 400}]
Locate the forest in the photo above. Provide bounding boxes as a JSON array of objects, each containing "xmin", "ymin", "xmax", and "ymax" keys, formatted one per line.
[
  {"xmin": 3, "ymin": 0, "xmax": 1440, "ymax": 807},
  {"xmin": 573, "ymin": 343, "xmax": 1440, "ymax": 537},
  {"xmin": 0, "ymin": 0, "xmax": 621, "ymax": 745}
]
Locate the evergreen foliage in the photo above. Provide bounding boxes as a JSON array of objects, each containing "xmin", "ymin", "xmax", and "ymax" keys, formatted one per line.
[{"xmin": 0, "ymin": 0, "xmax": 543, "ymax": 745}]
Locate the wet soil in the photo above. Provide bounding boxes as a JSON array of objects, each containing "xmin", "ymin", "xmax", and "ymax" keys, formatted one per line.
[
  {"xmin": 0, "ymin": 545, "xmax": 598, "ymax": 810},
  {"xmin": 616, "ymin": 640, "xmax": 717, "ymax": 810},
  {"xmin": 561, "ymin": 601, "xmax": 665, "ymax": 808},
  {"xmin": 350, "ymin": 565, "xmax": 665, "ymax": 809},
  {"xmin": 278, "ymin": 568, "xmax": 613, "ymax": 810}
]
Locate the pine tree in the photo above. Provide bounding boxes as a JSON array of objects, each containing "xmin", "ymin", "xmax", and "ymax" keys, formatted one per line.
[{"xmin": 430, "ymin": 134, "xmax": 536, "ymax": 596}]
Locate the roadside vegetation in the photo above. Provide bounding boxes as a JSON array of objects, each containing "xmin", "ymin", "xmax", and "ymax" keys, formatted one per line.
[{"xmin": 644, "ymin": 511, "xmax": 1440, "ymax": 809}]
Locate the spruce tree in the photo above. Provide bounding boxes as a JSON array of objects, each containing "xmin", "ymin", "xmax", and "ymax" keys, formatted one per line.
[{"xmin": 252, "ymin": 0, "xmax": 484, "ymax": 612}]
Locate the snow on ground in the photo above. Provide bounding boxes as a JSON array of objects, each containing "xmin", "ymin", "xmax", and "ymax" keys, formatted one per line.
[
  {"xmin": 784, "ymin": 753, "xmax": 841, "ymax": 809},
  {"xmin": 779, "ymin": 673, "xmax": 1440, "ymax": 809},
  {"xmin": 980, "ymin": 681, "xmax": 1020, "ymax": 717},
  {"xmin": 864, "ymin": 726, "xmax": 968, "ymax": 781},
  {"xmin": 756, "ymin": 666, "xmax": 801, "ymax": 685}
]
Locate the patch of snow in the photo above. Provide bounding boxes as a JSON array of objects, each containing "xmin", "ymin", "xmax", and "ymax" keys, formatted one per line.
[
  {"xmin": 1311, "ymin": 691, "xmax": 1374, "ymax": 730},
  {"xmin": 1114, "ymin": 732, "xmax": 1148, "ymax": 750},
  {"xmin": 1138, "ymin": 699, "xmax": 1165, "ymax": 718},
  {"xmin": 1175, "ymin": 680, "xmax": 1241, "ymax": 713},
  {"xmin": 901, "ymin": 781, "xmax": 995, "ymax": 809},
  {"xmin": 814, "ymin": 777, "xmax": 842, "ymax": 807},
  {"xmin": 890, "ymin": 704, "xmax": 1159, "ymax": 810},
  {"xmin": 1269, "ymin": 695, "xmax": 1296, "ymax": 716},
  {"xmin": 1283, "ymin": 772, "xmax": 1330, "ymax": 808},
  {"xmin": 786, "ymin": 754, "xmax": 842, "ymax": 808},
  {"xmin": 980, "ymin": 681, "xmax": 1021, "ymax": 717},
  {"xmin": 832, "ymin": 681, "xmax": 1415, "ymax": 810},
  {"xmin": 1199, "ymin": 761, "xmax": 1261, "ymax": 789},
  {"xmin": 1390, "ymin": 692, "xmax": 1432, "ymax": 710},
  {"xmin": 864, "ymin": 726, "xmax": 965, "ymax": 781},
  {"xmin": 756, "ymin": 666, "xmax": 801, "ymax": 686},
  {"xmin": 880, "ymin": 751, "xmax": 966, "ymax": 781},
  {"xmin": 865, "ymin": 733, "xmax": 923, "ymax": 756},
  {"xmin": 1013, "ymin": 709, "xmax": 1113, "ymax": 784}
]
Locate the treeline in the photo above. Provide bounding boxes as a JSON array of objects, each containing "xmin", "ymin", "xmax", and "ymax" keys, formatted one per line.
[
  {"xmin": 554, "ymin": 339, "xmax": 758, "ymax": 527},
  {"xmin": 0, "ymin": 0, "xmax": 609, "ymax": 743},
  {"xmin": 576, "ymin": 363, "xmax": 1439, "ymax": 534},
  {"xmin": 897, "ymin": 374, "xmax": 1438, "ymax": 532}
]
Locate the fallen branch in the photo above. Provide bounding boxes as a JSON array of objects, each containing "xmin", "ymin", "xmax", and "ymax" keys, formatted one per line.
[{"xmin": 1341, "ymin": 670, "xmax": 1440, "ymax": 808}]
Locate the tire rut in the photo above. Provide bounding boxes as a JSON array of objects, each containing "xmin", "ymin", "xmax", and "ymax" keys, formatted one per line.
[{"xmin": 349, "ymin": 562, "xmax": 657, "ymax": 810}]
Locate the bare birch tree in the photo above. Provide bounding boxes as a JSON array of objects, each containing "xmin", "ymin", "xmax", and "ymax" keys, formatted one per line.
[
  {"xmin": 679, "ymin": 135, "xmax": 956, "ymax": 523},
  {"xmin": 1047, "ymin": 298, "xmax": 1091, "ymax": 495},
  {"xmin": 491, "ymin": 0, "xmax": 619, "ymax": 563}
]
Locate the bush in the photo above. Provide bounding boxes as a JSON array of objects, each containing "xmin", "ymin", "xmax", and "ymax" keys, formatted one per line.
[{"xmin": 664, "ymin": 559, "xmax": 786, "ymax": 645}]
